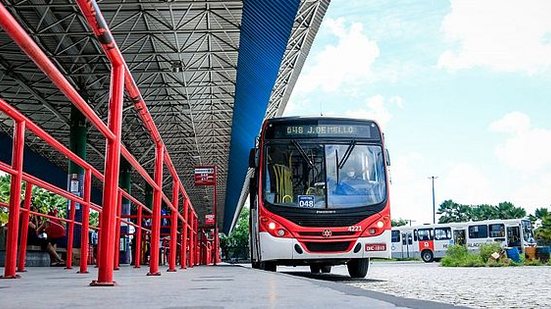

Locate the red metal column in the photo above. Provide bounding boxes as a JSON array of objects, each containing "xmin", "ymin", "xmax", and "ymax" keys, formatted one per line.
[
  {"xmin": 113, "ymin": 191, "xmax": 123, "ymax": 270},
  {"xmin": 193, "ymin": 216, "xmax": 198, "ymax": 266},
  {"xmin": 96, "ymin": 216, "xmax": 101, "ymax": 269},
  {"xmin": 196, "ymin": 217, "xmax": 200, "ymax": 266},
  {"xmin": 65, "ymin": 200, "xmax": 77, "ymax": 269},
  {"xmin": 17, "ymin": 183, "xmax": 33, "ymax": 272},
  {"xmin": 148, "ymin": 146, "xmax": 164, "ymax": 276},
  {"xmin": 134, "ymin": 206, "xmax": 143, "ymax": 268},
  {"xmin": 91, "ymin": 65, "xmax": 124, "ymax": 286},
  {"xmin": 189, "ymin": 212, "xmax": 195, "ymax": 268},
  {"xmin": 168, "ymin": 182, "xmax": 179, "ymax": 272},
  {"xmin": 180, "ymin": 198, "xmax": 189, "ymax": 269},
  {"xmin": 79, "ymin": 169, "xmax": 92, "ymax": 273},
  {"xmin": 2, "ymin": 120, "xmax": 25, "ymax": 279},
  {"xmin": 212, "ymin": 167, "xmax": 218, "ymax": 265}
]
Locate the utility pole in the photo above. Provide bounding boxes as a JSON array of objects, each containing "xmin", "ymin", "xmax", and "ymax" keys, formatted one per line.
[{"xmin": 428, "ymin": 176, "xmax": 438, "ymax": 224}]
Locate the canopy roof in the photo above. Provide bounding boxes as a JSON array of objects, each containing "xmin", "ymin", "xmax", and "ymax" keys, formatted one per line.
[{"xmin": 0, "ymin": 0, "xmax": 329, "ymax": 233}]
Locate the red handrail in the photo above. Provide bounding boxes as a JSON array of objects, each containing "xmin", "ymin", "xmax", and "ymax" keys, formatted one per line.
[{"xmin": 0, "ymin": 0, "xmax": 198, "ymax": 282}]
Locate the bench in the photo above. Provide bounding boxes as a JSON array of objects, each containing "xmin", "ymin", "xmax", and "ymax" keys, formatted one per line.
[{"xmin": 0, "ymin": 246, "xmax": 51, "ymax": 267}]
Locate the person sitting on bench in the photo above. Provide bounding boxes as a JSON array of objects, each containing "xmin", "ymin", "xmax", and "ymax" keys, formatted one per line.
[{"xmin": 27, "ymin": 207, "xmax": 65, "ymax": 266}]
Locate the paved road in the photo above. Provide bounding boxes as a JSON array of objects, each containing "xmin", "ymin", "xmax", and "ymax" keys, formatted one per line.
[
  {"xmin": 281, "ymin": 262, "xmax": 551, "ymax": 309},
  {"xmin": 0, "ymin": 264, "xmax": 460, "ymax": 309}
]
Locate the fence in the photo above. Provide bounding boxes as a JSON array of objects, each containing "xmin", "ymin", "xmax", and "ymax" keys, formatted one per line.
[{"xmin": 0, "ymin": 0, "xmax": 199, "ymax": 285}]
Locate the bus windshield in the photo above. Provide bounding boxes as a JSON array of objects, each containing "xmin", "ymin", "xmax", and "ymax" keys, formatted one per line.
[
  {"xmin": 522, "ymin": 220, "xmax": 535, "ymax": 243},
  {"xmin": 263, "ymin": 141, "xmax": 386, "ymax": 209}
]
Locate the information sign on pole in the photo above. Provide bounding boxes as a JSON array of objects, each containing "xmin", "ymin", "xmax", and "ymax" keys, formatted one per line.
[
  {"xmin": 205, "ymin": 214, "xmax": 215, "ymax": 226},
  {"xmin": 194, "ymin": 166, "xmax": 215, "ymax": 186}
]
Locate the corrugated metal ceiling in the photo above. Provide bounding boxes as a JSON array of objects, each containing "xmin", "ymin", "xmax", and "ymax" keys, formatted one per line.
[{"xmin": 0, "ymin": 0, "xmax": 330, "ymax": 232}]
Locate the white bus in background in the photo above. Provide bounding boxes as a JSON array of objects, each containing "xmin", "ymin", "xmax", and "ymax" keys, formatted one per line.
[{"xmin": 391, "ymin": 219, "xmax": 536, "ymax": 263}]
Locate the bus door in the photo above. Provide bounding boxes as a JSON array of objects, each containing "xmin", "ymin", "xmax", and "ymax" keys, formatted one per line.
[
  {"xmin": 506, "ymin": 226, "xmax": 521, "ymax": 249},
  {"xmin": 453, "ymin": 229, "xmax": 466, "ymax": 246},
  {"xmin": 401, "ymin": 231, "xmax": 414, "ymax": 258},
  {"xmin": 433, "ymin": 227, "xmax": 452, "ymax": 258},
  {"xmin": 391, "ymin": 230, "xmax": 401, "ymax": 259}
]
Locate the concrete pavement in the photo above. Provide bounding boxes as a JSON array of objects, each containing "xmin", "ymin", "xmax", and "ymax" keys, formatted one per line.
[{"xmin": 0, "ymin": 264, "xmax": 467, "ymax": 308}]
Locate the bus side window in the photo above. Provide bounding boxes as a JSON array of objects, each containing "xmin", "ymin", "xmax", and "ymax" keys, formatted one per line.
[
  {"xmin": 391, "ymin": 230, "xmax": 400, "ymax": 243},
  {"xmin": 413, "ymin": 230, "xmax": 418, "ymax": 241},
  {"xmin": 402, "ymin": 234, "xmax": 407, "ymax": 245},
  {"xmin": 489, "ymin": 224, "xmax": 505, "ymax": 238},
  {"xmin": 408, "ymin": 235, "xmax": 413, "ymax": 245},
  {"xmin": 468, "ymin": 224, "xmax": 488, "ymax": 239}
]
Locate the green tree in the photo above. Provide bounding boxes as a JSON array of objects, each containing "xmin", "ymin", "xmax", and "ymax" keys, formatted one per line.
[
  {"xmin": 0, "ymin": 174, "xmax": 67, "ymax": 226},
  {"xmin": 220, "ymin": 206, "xmax": 250, "ymax": 261},
  {"xmin": 0, "ymin": 174, "xmax": 10, "ymax": 226},
  {"xmin": 528, "ymin": 207, "xmax": 549, "ymax": 226},
  {"xmin": 437, "ymin": 200, "xmax": 472, "ymax": 223},
  {"xmin": 535, "ymin": 214, "xmax": 551, "ymax": 245},
  {"xmin": 535, "ymin": 207, "xmax": 549, "ymax": 219},
  {"xmin": 391, "ymin": 218, "xmax": 409, "ymax": 227},
  {"xmin": 495, "ymin": 201, "xmax": 526, "ymax": 219},
  {"xmin": 438, "ymin": 199, "xmax": 527, "ymax": 224},
  {"xmin": 470, "ymin": 204, "xmax": 497, "ymax": 221}
]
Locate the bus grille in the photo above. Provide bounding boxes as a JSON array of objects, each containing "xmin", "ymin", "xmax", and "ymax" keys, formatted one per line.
[
  {"xmin": 298, "ymin": 231, "xmax": 356, "ymax": 237},
  {"xmin": 304, "ymin": 241, "xmax": 351, "ymax": 253}
]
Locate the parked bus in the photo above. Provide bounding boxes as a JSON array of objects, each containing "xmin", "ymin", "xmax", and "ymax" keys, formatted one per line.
[
  {"xmin": 391, "ymin": 219, "xmax": 536, "ymax": 262},
  {"xmin": 248, "ymin": 117, "xmax": 392, "ymax": 278}
]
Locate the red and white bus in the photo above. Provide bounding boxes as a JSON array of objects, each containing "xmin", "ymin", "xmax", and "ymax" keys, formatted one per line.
[
  {"xmin": 391, "ymin": 219, "xmax": 536, "ymax": 262},
  {"xmin": 248, "ymin": 117, "xmax": 392, "ymax": 278}
]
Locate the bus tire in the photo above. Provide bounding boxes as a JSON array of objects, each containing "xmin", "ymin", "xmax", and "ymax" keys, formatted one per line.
[
  {"xmin": 321, "ymin": 266, "xmax": 332, "ymax": 273},
  {"xmin": 421, "ymin": 250, "xmax": 434, "ymax": 263},
  {"xmin": 261, "ymin": 261, "xmax": 277, "ymax": 272},
  {"xmin": 347, "ymin": 258, "xmax": 369, "ymax": 278},
  {"xmin": 310, "ymin": 265, "xmax": 321, "ymax": 273}
]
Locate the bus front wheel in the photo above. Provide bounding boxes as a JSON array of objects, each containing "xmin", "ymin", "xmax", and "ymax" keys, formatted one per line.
[
  {"xmin": 310, "ymin": 265, "xmax": 321, "ymax": 273},
  {"xmin": 421, "ymin": 250, "xmax": 434, "ymax": 263},
  {"xmin": 261, "ymin": 261, "xmax": 277, "ymax": 272},
  {"xmin": 347, "ymin": 258, "xmax": 369, "ymax": 278}
]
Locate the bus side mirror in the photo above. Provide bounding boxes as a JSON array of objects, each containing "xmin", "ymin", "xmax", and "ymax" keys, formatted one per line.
[
  {"xmin": 249, "ymin": 148, "xmax": 258, "ymax": 168},
  {"xmin": 385, "ymin": 149, "xmax": 391, "ymax": 166}
]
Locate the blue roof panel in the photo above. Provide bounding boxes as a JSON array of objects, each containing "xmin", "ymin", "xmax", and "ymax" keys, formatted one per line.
[{"xmin": 223, "ymin": 0, "xmax": 300, "ymax": 233}]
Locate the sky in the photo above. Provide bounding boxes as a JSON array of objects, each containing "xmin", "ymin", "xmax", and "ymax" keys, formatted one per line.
[{"xmin": 285, "ymin": 0, "xmax": 551, "ymax": 224}]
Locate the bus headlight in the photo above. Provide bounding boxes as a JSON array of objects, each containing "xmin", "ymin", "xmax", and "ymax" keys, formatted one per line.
[
  {"xmin": 376, "ymin": 221, "xmax": 384, "ymax": 229},
  {"xmin": 260, "ymin": 217, "xmax": 293, "ymax": 238}
]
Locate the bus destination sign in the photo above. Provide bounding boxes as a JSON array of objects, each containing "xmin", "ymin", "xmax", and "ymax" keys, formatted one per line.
[{"xmin": 269, "ymin": 123, "xmax": 375, "ymax": 139}]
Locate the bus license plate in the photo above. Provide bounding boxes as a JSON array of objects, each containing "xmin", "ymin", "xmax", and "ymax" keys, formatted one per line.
[{"xmin": 365, "ymin": 243, "xmax": 386, "ymax": 251}]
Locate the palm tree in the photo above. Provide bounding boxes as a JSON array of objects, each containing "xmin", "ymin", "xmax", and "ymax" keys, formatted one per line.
[
  {"xmin": 495, "ymin": 201, "xmax": 526, "ymax": 219},
  {"xmin": 535, "ymin": 208, "xmax": 549, "ymax": 219},
  {"xmin": 535, "ymin": 214, "xmax": 551, "ymax": 245},
  {"xmin": 437, "ymin": 200, "xmax": 472, "ymax": 223}
]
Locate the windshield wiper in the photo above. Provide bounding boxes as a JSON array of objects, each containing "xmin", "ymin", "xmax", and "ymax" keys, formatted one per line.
[
  {"xmin": 291, "ymin": 140, "xmax": 315, "ymax": 170},
  {"xmin": 337, "ymin": 140, "xmax": 356, "ymax": 170}
]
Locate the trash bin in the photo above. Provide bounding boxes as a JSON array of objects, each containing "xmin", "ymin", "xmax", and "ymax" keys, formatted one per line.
[
  {"xmin": 505, "ymin": 247, "xmax": 520, "ymax": 263},
  {"xmin": 525, "ymin": 246, "xmax": 537, "ymax": 260},
  {"xmin": 536, "ymin": 246, "xmax": 550, "ymax": 263}
]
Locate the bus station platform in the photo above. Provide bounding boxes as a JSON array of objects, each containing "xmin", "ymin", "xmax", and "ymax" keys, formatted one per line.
[{"xmin": 0, "ymin": 264, "xmax": 464, "ymax": 308}]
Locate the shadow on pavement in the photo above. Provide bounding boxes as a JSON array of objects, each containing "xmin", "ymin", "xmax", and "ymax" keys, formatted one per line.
[{"xmin": 281, "ymin": 271, "xmax": 385, "ymax": 283}]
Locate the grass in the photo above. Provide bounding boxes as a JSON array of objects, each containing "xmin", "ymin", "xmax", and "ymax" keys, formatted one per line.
[
  {"xmin": 441, "ymin": 245, "xmax": 485, "ymax": 267},
  {"xmin": 440, "ymin": 244, "xmax": 550, "ymax": 267}
]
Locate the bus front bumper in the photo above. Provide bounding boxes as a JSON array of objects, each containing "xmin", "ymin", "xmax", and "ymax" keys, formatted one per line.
[{"xmin": 259, "ymin": 230, "xmax": 391, "ymax": 261}]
